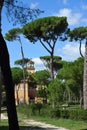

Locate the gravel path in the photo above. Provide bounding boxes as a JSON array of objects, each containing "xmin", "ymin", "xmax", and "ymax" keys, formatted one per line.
[
  {"xmin": 23, "ymin": 120, "xmax": 69, "ymax": 130},
  {"xmin": 1, "ymin": 114, "xmax": 68, "ymax": 130},
  {"xmin": 1, "ymin": 114, "xmax": 8, "ymax": 120}
]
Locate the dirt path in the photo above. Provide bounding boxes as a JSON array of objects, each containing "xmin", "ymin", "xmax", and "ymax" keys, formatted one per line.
[
  {"xmin": 1, "ymin": 113, "xmax": 8, "ymax": 120},
  {"xmin": 23, "ymin": 119, "xmax": 69, "ymax": 130},
  {"xmin": 1, "ymin": 114, "xmax": 68, "ymax": 130}
]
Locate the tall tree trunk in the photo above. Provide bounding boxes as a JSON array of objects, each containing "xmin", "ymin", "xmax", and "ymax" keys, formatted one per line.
[
  {"xmin": 0, "ymin": 32, "xmax": 19, "ymax": 130},
  {"xmin": 83, "ymin": 41, "xmax": 87, "ymax": 109},
  {"xmin": 50, "ymin": 56, "xmax": 54, "ymax": 80},
  {"xmin": 80, "ymin": 89, "xmax": 83, "ymax": 109},
  {"xmin": 0, "ymin": 67, "xmax": 2, "ymax": 121},
  {"xmin": 18, "ymin": 38, "xmax": 26, "ymax": 104}
]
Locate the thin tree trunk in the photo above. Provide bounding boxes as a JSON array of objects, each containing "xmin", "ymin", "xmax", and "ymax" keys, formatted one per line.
[
  {"xmin": 83, "ymin": 41, "xmax": 87, "ymax": 109},
  {"xmin": 18, "ymin": 38, "xmax": 26, "ymax": 104},
  {"xmin": 80, "ymin": 89, "xmax": 83, "ymax": 109},
  {"xmin": 50, "ymin": 53, "xmax": 54, "ymax": 80},
  {"xmin": 0, "ymin": 32, "xmax": 19, "ymax": 130}
]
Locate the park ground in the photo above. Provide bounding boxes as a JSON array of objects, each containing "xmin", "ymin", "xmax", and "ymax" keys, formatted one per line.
[
  {"xmin": 1, "ymin": 110, "xmax": 87, "ymax": 130},
  {"xmin": 1, "ymin": 113, "xmax": 68, "ymax": 130}
]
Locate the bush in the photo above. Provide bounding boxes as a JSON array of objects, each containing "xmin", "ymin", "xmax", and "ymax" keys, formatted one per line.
[
  {"xmin": 60, "ymin": 110, "xmax": 69, "ymax": 119},
  {"xmin": 77, "ymin": 109, "xmax": 87, "ymax": 120},
  {"xmin": 17, "ymin": 104, "xmax": 87, "ymax": 121},
  {"xmin": 50, "ymin": 108, "xmax": 87, "ymax": 120},
  {"xmin": 68, "ymin": 101, "xmax": 79, "ymax": 106},
  {"xmin": 40, "ymin": 104, "xmax": 52, "ymax": 117},
  {"xmin": 69, "ymin": 109, "xmax": 87, "ymax": 120},
  {"xmin": 69, "ymin": 110, "xmax": 79, "ymax": 120},
  {"xmin": 50, "ymin": 108, "xmax": 60, "ymax": 118},
  {"xmin": 31, "ymin": 103, "xmax": 43, "ymax": 115}
]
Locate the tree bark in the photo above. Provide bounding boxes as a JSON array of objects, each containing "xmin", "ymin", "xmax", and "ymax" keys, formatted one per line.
[
  {"xmin": 50, "ymin": 56, "xmax": 54, "ymax": 80},
  {"xmin": 0, "ymin": 32, "xmax": 19, "ymax": 130},
  {"xmin": 0, "ymin": 67, "xmax": 2, "ymax": 121},
  {"xmin": 18, "ymin": 38, "xmax": 26, "ymax": 104},
  {"xmin": 83, "ymin": 41, "xmax": 87, "ymax": 109}
]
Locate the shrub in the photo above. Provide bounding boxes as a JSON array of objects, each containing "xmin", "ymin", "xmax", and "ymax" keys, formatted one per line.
[
  {"xmin": 31, "ymin": 103, "xmax": 43, "ymax": 115},
  {"xmin": 69, "ymin": 109, "xmax": 87, "ymax": 120},
  {"xmin": 50, "ymin": 107, "xmax": 60, "ymax": 118},
  {"xmin": 69, "ymin": 110, "xmax": 79, "ymax": 120},
  {"xmin": 68, "ymin": 101, "xmax": 79, "ymax": 106},
  {"xmin": 78, "ymin": 109, "xmax": 87, "ymax": 120},
  {"xmin": 60, "ymin": 110, "xmax": 69, "ymax": 119}
]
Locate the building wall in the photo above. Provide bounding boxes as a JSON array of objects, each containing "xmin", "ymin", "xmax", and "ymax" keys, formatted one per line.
[
  {"xmin": 15, "ymin": 81, "xmax": 29, "ymax": 105},
  {"xmin": 15, "ymin": 60, "xmax": 37, "ymax": 105}
]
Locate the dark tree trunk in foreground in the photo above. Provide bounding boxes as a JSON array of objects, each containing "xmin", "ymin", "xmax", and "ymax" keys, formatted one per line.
[
  {"xmin": 83, "ymin": 42, "xmax": 87, "ymax": 109},
  {"xmin": 0, "ymin": 32, "xmax": 19, "ymax": 130},
  {"xmin": 0, "ymin": 69, "xmax": 2, "ymax": 121},
  {"xmin": 0, "ymin": 67, "xmax": 3, "ymax": 121}
]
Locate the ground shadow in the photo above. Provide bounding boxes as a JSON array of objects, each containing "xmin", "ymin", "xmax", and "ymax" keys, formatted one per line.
[
  {"xmin": 0, "ymin": 126, "xmax": 58, "ymax": 130},
  {"xmin": 80, "ymin": 129, "xmax": 87, "ymax": 130},
  {"xmin": 0, "ymin": 126, "xmax": 9, "ymax": 130}
]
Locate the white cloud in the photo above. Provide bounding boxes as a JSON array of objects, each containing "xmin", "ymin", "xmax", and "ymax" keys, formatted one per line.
[
  {"xmin": 32, "ymin": 42, "xmax": 85, "ymax": 70},
  {"xmin": 54, "ymin": 8, "xmax": 82, "ymax": 26},
  {"xmin": 82, "ymin": 5, "xmax": 87, "ymax": 10},
  {"xmin": 81, "ymin": 18, "xmax": 87, "ymax": 24},
  {"xmin": 57, "ymin": 42, "xmax": 85, "ymax": 61},
  {"xmin": 31, "ymin": 43, "xmax": 85, "ymax": 71},
  {"xmin": 63, "ymin": 0, "xmax": 68, "ymax": 4},
  {"xmin": 30, "ymin": 2, "xmax": 38, "ymax": 9},
  {"xmin": 32, "ymin": 58, "xmax": 46, "ymax": 71}
]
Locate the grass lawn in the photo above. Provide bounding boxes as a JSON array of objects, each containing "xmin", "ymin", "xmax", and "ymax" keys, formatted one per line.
[
  {"xmin": 16, "ymin": 105, "xmax": 87, "ymax": 130},
  {"xmin": 1, "ymin": 105, "xmax": 87, "ymax": 130},
  {"xmin": 0, "ymin": 117, "xmax": 87, "ymax": 130},
  {"xmin": 29, "ymin": 116, "xmax": 87, "ymax": 130},
  {"xmin": 0, "ymin": 120, "xmax": 46, "ymax": 130}
]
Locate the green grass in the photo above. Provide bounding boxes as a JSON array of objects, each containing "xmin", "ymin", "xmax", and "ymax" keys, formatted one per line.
[
  {"xmin": 1, "ymin": 105, "xmax": 87, "ymax": 130},
  {"xmin": 17, "ymin": 105, "xmax": 87, "ymax": 130},
  {"xmin": 0, "ymin": 120, "xmax": 46, "ymax": 130},
  {"xmin": 30, "ymin": 116, "xmax": 87, "ymax": 130},
  {"xmin": 0, "ymin": 120, "xmax": 9, "ymax": 130},
  {"xmin": 1, "ymin": 117, "xmax": 87, "ymax": 130}
]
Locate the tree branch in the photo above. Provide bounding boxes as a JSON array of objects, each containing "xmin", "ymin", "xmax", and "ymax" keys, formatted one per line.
[
  {"xmin": 39, "ymin": 39, "xmax": 51, "ymax": 54},
  {"xmin": 79, "ymin": 40, "xmax": 84, "ymax": 57}
]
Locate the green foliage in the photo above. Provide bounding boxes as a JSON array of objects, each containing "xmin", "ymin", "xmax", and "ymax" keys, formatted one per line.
[
  {"xmin": 33, "ymin": 70, "xmax": 50, "ymax": 86},
  {"xmin": 4, "ymin": 28, "xmax": 21, "ymax": 41},
  {"xmin": 68, "ymin": 27, "xmax": 87, "ymax": 57},
  {"xmin": 17, "ymin": 104, "xmax": 87, "ymax": 123},
  {"xmin": 22, "ymin": 16, "xmax": 68, "ymax": 79},
  {"xmin": 57, "ymin": 61, "xmax": 73, "ymax": 80},
  {"xmin": 11, "ymin": 67, "xmax": 23, "ymax": 84},
  {"xmin": 31, "ymin": 103, "xmax": 43, "ymax": 115},
  {"xmin": 11, "ymin": 67, "xmax": 28, "ymax": 85},
  {"xmin": 27, "ymin": 73, "xmax": 36, "ymax": 87},
  {"xmin": 48, "ymin": 79, "xmax": 64, "ymax": 106},
  {"xmin": 60, "ymin": 110, "xmax": 69, "ymax": 119},
  {"xmin": 14, "ymin": 58, "xmax": 29, "ymax": 67},
  {"xmin": 50, "ymin": 107, "xmax": 60, "ymax": 118},
  {"xmin": 50, "ymin": 108, "xmax": 87, "ymax": 121},
  {"xmin": 36, "ymin": 87, "xmax": 47, "ymax": 100},
  {"xmin": 22, "ymin": 16, "xmax": 68, "ymax": 43},
  {"xmin": 68, "ymin": 26, "xmax": 87, "ymax": 41},
  {"xmin": 71, "ymin": 57, "xmax": 84, "ymax": 88},
  {"xmin": 57, "ymin": 57, "xmax": 84, "ymax": 101},
  {"xmin": 40, "ymin": 55, "xmax": 62, "ymax": 72},
  {"xmin": 69, "ymin": 109, "xmax": 87, "ymax": 120}
]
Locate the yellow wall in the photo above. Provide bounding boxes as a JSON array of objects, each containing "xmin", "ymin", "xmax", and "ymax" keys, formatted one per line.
[{"xmin": 15, "ymin": 82, "xmax": 29, "ymax": 105}]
